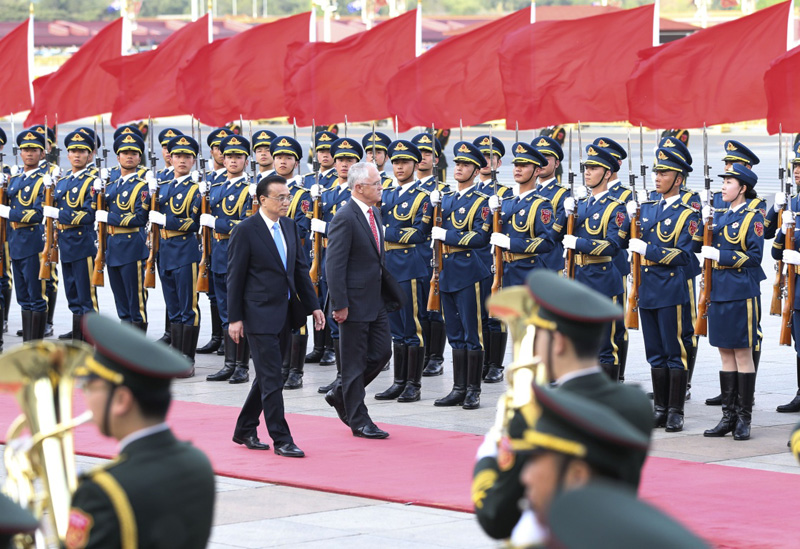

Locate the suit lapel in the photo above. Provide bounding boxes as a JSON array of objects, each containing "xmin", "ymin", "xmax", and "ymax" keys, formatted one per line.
[
  {"xmin": 254, "ymin": 214, "xmax": 285, "ymax": 270},
  {"xmin": 352, "ymin": 201, "xmax": 381, "ymax": 257},
  {"xmin": 279, "ymin": 216, "xmax": 295, "ymax": 273}
]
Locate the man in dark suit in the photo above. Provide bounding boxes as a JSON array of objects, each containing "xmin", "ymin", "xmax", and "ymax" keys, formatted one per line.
[
  {"xmin": 325, "ymin": 161, "xmax": 398, "ymax": 439},
  {"xmin": 228, "ymin": 174, "xmax": 325, "ymax": 458}
]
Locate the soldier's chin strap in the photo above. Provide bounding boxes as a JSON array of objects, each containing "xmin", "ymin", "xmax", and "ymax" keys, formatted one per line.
[
  {"xmin": 585, "ymin": 168, "xmax": 608, "ymax": 190},
  {"xmin": 554, "ymin": 453, "xmax": 575, "ymax": 497},
  {"xmin": 101, "ymin": 382, "xmax": 119, "ymax": 438},
  {"xmin": 663, "ymin": 171, "xmax": 682, "ymax": 197},
  {"xmin": 519, "ymin": 167, "xmax": 538, "ymax": 188}
]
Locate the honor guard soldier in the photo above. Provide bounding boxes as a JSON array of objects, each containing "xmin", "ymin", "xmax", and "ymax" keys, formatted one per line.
[
  {"xmin": 374, "ymin": 140, "xmax": 432, "ymax": 403},
  {"xmin": 254, "ymin": 129, "xmax": 277, "ymax": 183},
  {"xmin": 700, "ymin": 165, "xmax": 765, "ymax": 441},
  {"xmin": 773, "ymin": 143, "xmax": 800, "ymax": 413},
  {"xmin": 628, "ymin": 148, "xmax": 700, "ymax": 432},
  {"xmin": 75, "ymin": 127, "xmax": 100, "ymax": 177},
  {"xmin": 411, "ymin": 132, "xmax": 449, "ymax": 377},
  {"xmin": 472, "ymin": 270, "xmax": 652, "ymax": 543},
  {"xmin": 473, "ymin": 135, "xmax": 511, "ymax": 385},
  {"xmin": 430, "ymin": 141, "xmax": 491, "ymax": 410},
  {"xmin": 44, "ymin": 131, "xmax": 99, "ymax": 342},
  {"xmin": 362, "ymin": 131, "xmax": 394, "ymax": 186},
  {"xmin": 203, "ymin": 134, "xmax": 254, "ymax": 384},
  {"xmin": 270, "ymin": 135, "xmax": 312, "ymax": 389},
  {"xmin": 67, "ymin": 314, "xmax": 215, "ymax": 549},
  {"xmin": 94, "ymin": 133, "xmax": 150, "ymax": 331},
  {"xmin": 302, "ymin": 130, "xmax": 339, "ymax": 191},
  {"xmin": 562, "ymin": 145, "xmax": 627, "ymax": 381},
  {"xmin": 0, "ymin": 127, "xmax": 11, "ymax": 339},
  {"xmin": 148, "ymin": 135, "xmax": 202, "ymax": 377},
  {"xmin": 206, "ymin": 127, "xmax": 231, "ymax": 184},
  {"xmin": 311, "ymin": 137, "xmax": 363, "ymax": 393},
  {"xmin": 156, "ymin": 127, "xmax": 181, "ymax": 182},
  {"xmin": 0, "ymin": 127, "xmax": 9, "ymax": 175},
  {"xmin": 532, "ymin": 136, "xmax": 571, "ymax": 273},
  {"xmin": 0, "ymin": 130, "xmax": 48, "ymax": 340},
  {"xmin": 30, "ymin": 124, "xmax": 60, "ymax": 176},
  {"xmin": 108, "ymin": 126, "xmax": 147, "ymax": 183}
]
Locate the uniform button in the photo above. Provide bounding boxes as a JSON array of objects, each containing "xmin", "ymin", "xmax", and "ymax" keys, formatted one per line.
[
  {"xmin": 670, "ymin": 272, "xmax": 674, "ymax": 277},
  {"xmin": 602, "ymin": 266, "xmax": 606, "ymax": 271},
  {"xmin": 78, "ymin": 232, "xmax": 82, "ymax": 235},
  {"xmin": 466, "ymin": 253, "xmax": 471, "ymax": 257},
  {"xmin": 403, "ymin": 250, "xmax": 408, "ymax": 254},
  {"xmin": 650, "ymin": 229, "xmax": 654, "ymax": 232},
  {"xmin": 644, "ymin": 268, "xmax": 649, "ymax": 272}
]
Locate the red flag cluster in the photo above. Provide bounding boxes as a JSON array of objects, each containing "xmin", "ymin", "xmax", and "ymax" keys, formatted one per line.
[{"xmin": 3, "ymin": 2, "xmax": 800, "ymax": 133}]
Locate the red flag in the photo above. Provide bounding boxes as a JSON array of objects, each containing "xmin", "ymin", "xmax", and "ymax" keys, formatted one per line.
[
  {"xmin": 26, "ymin": 18, "xmax": 123, "ymax": 126},
  {"xmin": 764, "ymin": 45, "xmax": 800, "ymax": 133},
  {"xmin": 102, "ymin": 14, "xmax": 211, "ymax": 126},
  {"xmin": 0, "ymin": 18, "xmax": 33, "ymax": 116},
  {"xmin": 179, "ymin": 12, "xmax": 312, "ymax": 127},
  {"xmin": 627, "ymin": 1, "xmax": 790, "ymax": 128},
  {"xmin": 284, "ymin": 9, "xmax": 417, "ymax": 126},
  {"xmin": 500, "ymin": 5, "xmax": 655, "ymax": 129},
  {"xmin": 387, "ymin": 8, "xmax": 531, "ymax": 132}
]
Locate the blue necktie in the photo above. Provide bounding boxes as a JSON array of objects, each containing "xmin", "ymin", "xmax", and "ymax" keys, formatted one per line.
[{"xmin": 272, "ymin": 222, "xmax": 287, "ymax": 269}]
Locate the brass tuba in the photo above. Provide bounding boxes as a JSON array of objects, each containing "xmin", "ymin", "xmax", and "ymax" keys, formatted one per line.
[{"xmin": 0, "ymin": 340, "xmax": 94, "ymax": 548}]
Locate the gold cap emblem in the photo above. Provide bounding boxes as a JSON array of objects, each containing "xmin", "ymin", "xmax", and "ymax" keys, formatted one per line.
[
  {"xmin": 24, "ymin": 132, "xmax": 36, "ymax": 140},
  {"xmin": 597, "ymin": 139, "xmax": 609, "ymax": 147},
  {"xmin": 122, "ymin": 135, "xmax": 136, "ymax": 144},
  {"xmin": 228, "ymin": 137, "xmax": 241, "ymax": 145},
  {"xmin": 418, "ymin": 135, "xmax": 432, "ymax": 144},
  {"xmin": 458, "ymin": 144, "xmax": 470, "ymax": 153},
  {"xmin": 515, "ymin": 144, "xmax": 527, "ymax": 154},
  {"xmin": 165, "ymin": 130, "xmax": 177, "ymax": 138},
  {"xmin": 277, "ymin": 138, "xmax": 291, "ymax": 147},
  {"xmin": 658, "ymin": 150, "xmax": 668, "ymax": 160},
  {"xmin": 535, "ymin": 138, "xmax": 549, "ymax": 147},
  {"xmin": 121, "ymin": 127, "xmax": 134, "ymax": 134},
  {"xmin": 480, "ymin": 137, "xmax": 491, "ymax": 146},
  {"xmin": 73, "ymin": 133, "xmax": 85, "ymax": 141},
  {"xmin": 176, "ymin": 137, "xmax": 190, "ymax": 145},
  {"xmin": 318, "ymin": 133, "xmax": 332, "ymax": 142},
  {"xmin": 587, "ymin": 147, "xmax": 598, "ymax": 156},
  {"xmin": 394, "ymin": 142, "xmax": 408, "ymax": 151},
  {"xmin": 339, "ymin": 140, "xmax": 353, "ymax": 149},
  {"xmin": 726, "ymin": 142, "xmax": 737, "ymax": 151}
]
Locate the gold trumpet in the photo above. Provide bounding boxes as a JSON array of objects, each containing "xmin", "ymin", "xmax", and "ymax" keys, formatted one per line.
[{"xmin": 0, "ymin": 340, "xmax": 95, "ymax": 548}]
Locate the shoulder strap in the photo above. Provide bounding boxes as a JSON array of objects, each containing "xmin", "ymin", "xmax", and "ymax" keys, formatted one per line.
[{"xmin": 91, "ymin": 470, "xmax": 138, "ymax": 549}]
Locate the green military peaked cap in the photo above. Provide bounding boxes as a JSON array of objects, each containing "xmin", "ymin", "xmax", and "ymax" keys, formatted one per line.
[
  {"xmin": 0, "ymin": 493, "xmax": 39, "ymax": 537},
  {"xmin": 548, "ymin": 482, "xmax": 709, "ymax": 549},
  {"xmin": 525, "ymin": 269, "xmax": 622, "ymax": 341},
  {"xmin": 76, "ymin": 313, "xmax": 191, "ymax": 390}
]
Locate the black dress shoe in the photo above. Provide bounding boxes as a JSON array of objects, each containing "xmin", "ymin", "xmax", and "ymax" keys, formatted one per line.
[
  {"xmin": 206, "ymin": 365, "xmax": 234, "ymax": 382},
  {"xmin": 324, "ymin": 389, "xmax": 349, "ymax": 426},
  {"xmin": 228, "ymin": 366, "xmax": 249, "ymax": 384},
  {"xmin": 352, "ymin": 424, "xmax": 389, "ymax": 439},
  {"xmin": 232, "ymin": 435, "xmax": 270, "ymax": 450},
  {"xmin": 58, "ymin": 330, "xmax": 73, "ymax": 340},
  {"xmin": 274, "ymin": 441, "xmax": 305, "ymax": 458}
]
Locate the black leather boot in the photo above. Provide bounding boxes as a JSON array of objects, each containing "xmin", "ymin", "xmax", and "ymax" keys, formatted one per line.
[
  {"xmin": 463, "ymin": 349, "xmax": 483, "ymax": 410},
  {"xmin": 169, "ymin": 322, "xmax": 183, "ymax": 353},
  {"xmin": 72, "ymin": 314, "xmax": 84, "ymax": 341},
  {"xmin": 284, "ymin": 333, "xmax": 308, "ymax": 390},
  {"xmin": 651, "ymin": 368, "xmax": 669, "ymax": 428},
  {"xmin": 665, "ymin": 368, "xmax": 688, "ymax": 432},
  {"xmin": 20, "ymin": 310, "xmax": 32, "ymax": 342},
  {"xmin": 58, "ymin": 329, "xmax": 73, "ymax": 340},
  {"xmin": 601, "ymin": 361, "xmax": 620, "ymax": 383},
  {"xmin": 617, "ymin": 337, "xmax": 629, "ymax": 383},
  {"xmin": 318, "ymin": 325, "xmax": 336, "ymax": 366},
  {"xmin": 398, "ymin": 345, "xmax": 424, "ymax": 402},
  {"xmin": 777, "ymin": 357, "xmax": 800, "ymax": 412},
  {"xmin": 3, "ymin": 285, "xmax": 10, "ymax": 333},
  {"xmin": 196, "ymin": 302, "xmax": 222, "ymax": 354},
  {"xmin": 133, "ymin": 322, "xmax": 147, "ymax": 333},
  {"xmin": 484, "ymin": 331, "xmax": 508, "ymax": 384},
  {"xmin": 44, "ymin": 287, "xmax": 56, "ymax": 337},
  {"xmin": 177, "ymin": 324, "xmax": 198, "ymax": 378},
  {"xmin": 423, "ymin": 319, "xmax": 446, "ymax": 376},
  {"xmin": 207, "ymin": 329, "xmax": 236, "ymax": 381},
  {"xmin": 733, "ymin": 372, "xmax": 756, "ymax": 441},
  {"xmin": 685, "ymin": 342, "xmax": 697, "ymax": 400},
  {"xmin": 704, "ymin": 371, "xmax": 737, "ymax": 437},
  {"xmin": 158, "ymin": 311, "xmax": 172, "ymax": 345},
  {"xmin": 435, "ymin": 349, "xmax": 467, "ymax": 407},
  {"xmin": 318, "ymin": 339, "xmax": 341, "ymax": 393},
  {"xmin": 304, "ymin": 325, "xmax": 325, "ymax": 363},
  {"xmin": 30, "ymin": 311, "xmax": 47, "ymax": 340},
  {"xmin": 481, "ymin": 327, "xmax": 491, "ymax": 378},
  {"xmin": 229, "ymin": 336, "xmax": 250, "ymax": 384},
  {"xmin": 375, "ymin": 343, "xmax": 408, "ymax": 400}
]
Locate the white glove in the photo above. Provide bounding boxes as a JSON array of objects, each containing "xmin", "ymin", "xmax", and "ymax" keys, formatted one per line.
[
  {"xmin": 146, "ymin": 173, "xmax": 158, "ymax": 193},
  {"xmin": 0, "ymin": 205, "xmax": 10, "ymax": 219},
  {"xmin": 149, "ymin": 211, "xmax": 166, "ymax": 225},
  {"xmin": 429, "ymin": 189, "xmax": 441, "ymax": 207},
  {"xmin": 782, "ymin": 210, "xmax": 795, "ymax": 229},
  {"xmin": 629, "ymin": 238, "xmax": 647, "ymax": 256},
  {"xmin": 197, "ymin": 179, "xmax": 207, "ymax": 194},
  {"xmin": 784, "ymin": 249, "xmax": 800, "ymax": 266},
  {"xmin": 10, "ymin": 165, "xmax": 20, "ymax": 176},
  {"xmin": 775, "ymin": 192, "xmax": 787, "ymax": 212},
  {"xmin": 42, "ymin": 174, "xmax": 53, "ymax": 188},
  {"xmin": 562, "ymin": 234, "xmax": 577, "ymax": 250},
  {"xmin": 488, "ymin": 195, "xmax": 501, "ymax": 212},
  {"xmin": 563, "ymin": 197, "xmax": 576, "ymax": 216},
  {"xmin": 475, "ymin": 432, "xmax": 498, "ymax": 460},
  {"xmin": 490, "ymin": 232, "xmax": 510, "ymax": 250},
  {"xmin": 431, "ymin": 226, "xmax": 447, "ymax": 241},
  {"xmin": 702, "ymin": 188, "xmax": 713, "ymax": 207},
  {"xmin": 43, "ymin": 206, "xmax": 59, "ymax": 219},
  {"xmin": 94, "ymin": 209, "xmax": 108, "ymax": 224},
  {"xmin": 701, "ymin": 245, "xmax": 720, "ymax": 262},
  {"xmin": 51, "ymin": 166, "xmax": 61, "ymax": 178},
  {"xmin": 190, "ymin": 170, "xmax": 200, "ymax": 183},
  {"xmin": 200, "ymin": 213, "xmax": 216, "ymax": 229},
  {"xmin": 249, "ymin": 183, "xmax": 257, "ymax": 197},
  {"xmin": 574, "ymin": 186, "xmax": 588, "ymax": 200},
  {"xmin": 310, "ymin": 218, "xmax": 327, "ymax": 234},
  {"xmin": 310, "ymin": 183, "xmax": 323, "ymax": 200},
  {"xmin": 701, "ymin": 205, "xmax": 713, "ymax": 221},
  {"xmin": 92, "ymin": 178, "xmax": 104, "ymax": 191},
  {"xmin": 100, "ymin": 167, "xmax": 109, "ymax": 182},
  {"xmin": 625, "ymin": 201, "xmax": 639, "ymax": 219},
  {"xmin": 144, "ymin": 169, "xmax": 154, "ymax": 181}
]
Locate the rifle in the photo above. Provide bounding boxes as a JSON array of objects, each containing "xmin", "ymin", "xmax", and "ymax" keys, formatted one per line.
[
  {"xmin": 0, "ymin": 152, "xmax": 8, "ymax": 277},
  {"xmin": 10, "ymin": 117, "xmax": 18, "ymax": 170},
  {"xmin": 427, "ymin": 124, "xmax": 443, "ymax": 312},
  {"xmin": 92, "ymin": 122, "xmax": 108, "ymax": 287},
  {"xmin": 625, "ymin": 129, "xmax": 640, "ymax": 330},
  {"xmin": 144, "ymin": 117, "xmax": 158, "ymax": 289},
  {"xmin": 247, "ymin": 116, "xmax": 258, "ymax": 215},
  {"xmin": 53, "ymin": 114, "xmax": 61, "ymax": 168},
  {"xmin": 564, "ymin": 125, "xmax": 578, "ymax": 279},
  {"xmin": 309, "ymin": 119, "xmax": 322, "ymax": 296},
  {"xmin": 694, "ymin": 126, "xmax": 712, "ymax": 337},
  {"xmin": 639, "ymin": 124, "xmax": 647, "ymax": 194},
  {"xmin": 772, "ymin": 126, "xmax": 786, "ymax": 316},
  {"xmin": 781, "ymin": 139, "xmax": 796, "ymax": 346},
  {"xmin": 196, "ymin": 119, "xmax": 211, "ymax": 293},
  {"xmin": 490, "ymin": 126, "xmax": 503, "ymax": 296},
  {"xmin": 39, "ymin": 115, "xmax": 57, "ymax": 280}
]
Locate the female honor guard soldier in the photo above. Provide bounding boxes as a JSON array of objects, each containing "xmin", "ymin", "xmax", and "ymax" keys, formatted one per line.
[
  {"xmin": 374, "ymin": 140, "xmax": 432, "ymax": 403},
  {"xmin": 701, "ymin": 164, "xmax": 765, "ymax": 441},
  {"xmin": 561, "ymin": 145, "xmax": 627, "ymax": 381},
  {"xmin": 488, "ymin": 142, "xmax": 554, "ymax": 287},
  {"xmin": 148, "ymin": 135, "xmax": 202, "ymax": 377},
  {"xmin": 429, "ymin": 141, "xmax": 491, "ymax": 410},
  {"xmin": 43, "ymin": 131, "xmax": 99, "ymax": 341},
  {"xmin": 0, "ymin": 130, "xmax": 48, "ymax": 341},
  {"xmin": 627, "ymin": 148, "xmax": 700, "ymax": 432},
  {"xmin": 202, "ymin": 134, "xmax": 253, "ymax": 385}
]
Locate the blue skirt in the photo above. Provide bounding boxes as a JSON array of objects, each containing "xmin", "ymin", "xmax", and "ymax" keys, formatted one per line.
[{"xmin": 708, "ymin": 297, "xmax": 759, "ymax": 349}]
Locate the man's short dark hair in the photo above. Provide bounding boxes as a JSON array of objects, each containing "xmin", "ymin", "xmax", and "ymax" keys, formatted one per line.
[
  {"xmin": 256, "ymin": 174, "xmax": 287, "ymax": 200},
  {"xmin": 568, "ymin": 327, "xmax": 605, "ymax": 360},
  {"xmin": 128, "ymin": 384, "xmax": 172, "ymax": 421}
]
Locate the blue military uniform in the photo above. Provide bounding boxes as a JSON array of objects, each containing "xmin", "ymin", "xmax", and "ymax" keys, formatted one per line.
[
  {"xmin": 532, "ymin": 136, "xmax": 571, "ymax": 272},
  {"xmin": 51, "ymin": 131, "xmax": 99, "ymax": 340}
]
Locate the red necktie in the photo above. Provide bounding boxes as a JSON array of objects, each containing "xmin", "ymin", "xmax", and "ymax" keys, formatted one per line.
[{"xmin": 368, "ymin": 208, "xmax": 380, "ymax": 250}]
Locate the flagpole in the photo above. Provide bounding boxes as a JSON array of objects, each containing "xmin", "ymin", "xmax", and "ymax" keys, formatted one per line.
[
  {"xmin": 121, "ymin": 0, "xmax": 133, "ymax": 53},
  {"xmin": 531, "ymin": 0, "xmax": 536, "ymax": 24},
  {"xmin": 27, "ymin": 3, "xmax": 34, "ymax": 110},
  {"xmin": 415, "ymin": 0, "xmax": 422, "ymax": 57},
  {"xmin": 653, "ymin": 0, "xmax": 660, "ymax": 47}
]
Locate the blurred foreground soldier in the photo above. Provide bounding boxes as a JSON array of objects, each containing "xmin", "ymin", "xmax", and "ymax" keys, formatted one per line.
[
  {"xmin": 0, "ymin": 493, "xmax": 39, "ymax": 548},
  {"xmin": 472, "ymin": 270, "xmax": 651, "ymax": 542},
  {"xmin": 66, "ymin": 314, "xmax": 215, "ymax": 548},
  {"xmin": 792, "ymin": 422, "xmax": 800, "ymax": 463},
  {"xmin": 547, "ymin": 482, "xmax": 708, "ymax": 549}
]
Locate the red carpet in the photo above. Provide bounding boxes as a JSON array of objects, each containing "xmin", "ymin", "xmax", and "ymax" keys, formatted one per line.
[{"xmin": 2, "ymin": 395, "xmax": 800, "ymax": 547}]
